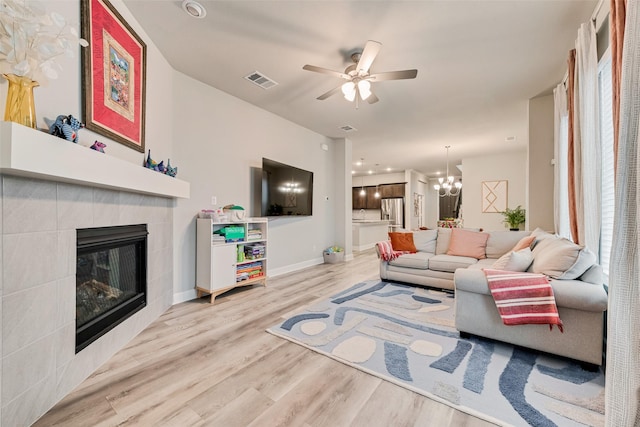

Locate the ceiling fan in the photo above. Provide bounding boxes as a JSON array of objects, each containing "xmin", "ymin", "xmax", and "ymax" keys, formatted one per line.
[{"xmin": 303, "ymin": 40, "xmax": 418, "ymax": 106}]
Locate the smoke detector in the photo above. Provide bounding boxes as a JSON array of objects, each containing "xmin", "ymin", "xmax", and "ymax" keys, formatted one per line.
[{"xmin": 182, "ymin": 0, "xmax": 207, "ymax": 18}]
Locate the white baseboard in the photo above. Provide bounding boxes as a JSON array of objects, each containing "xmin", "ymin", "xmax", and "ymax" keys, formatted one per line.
[
  {"xmin": 269, "ymin": 257, "xmax": 324, "ymax": 277},
  {"xmin": 173, "ymin": 254, "xmax": 355, "ymax": 304},
  {"xmin": 353, "ymin": 242, "xmax": 376, "ymax": 252},
  {"xmin": 173, "ymin": 289, "xmax": 198, "ymax": 305}
]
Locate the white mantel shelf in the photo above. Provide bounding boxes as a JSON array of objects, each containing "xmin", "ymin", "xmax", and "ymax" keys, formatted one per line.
[{"xmin": 0, "ymin": 121, "xmax": 190, "ymax": 198}]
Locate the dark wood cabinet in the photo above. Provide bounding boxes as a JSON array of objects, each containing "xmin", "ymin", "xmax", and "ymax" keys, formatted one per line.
[
  {"xmin": 379, "ymin": 183, "xmax": 405, "ymax": 198},
  {"xmin": 353, "ymin": 183, "xmax": 405, "ymax": 209},
  {"xmin": 352, "ymin": 187, "xmax": 367, "ymax": 209},
  {"xmin": 366, "ymin": 187, "xmax": 381, "ymax": 209}
]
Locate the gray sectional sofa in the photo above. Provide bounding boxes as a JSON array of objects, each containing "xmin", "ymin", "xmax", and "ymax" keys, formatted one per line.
[
  {"xmin": 376, "ymin": 228, "xmax": 608, "ymax": 366},
  {"xmin": 378, "ymin": 228, "xmax": 531, "ymax": 290}
]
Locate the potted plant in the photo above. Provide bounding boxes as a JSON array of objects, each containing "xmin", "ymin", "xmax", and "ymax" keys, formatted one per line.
[{"xmin": 501, "ymin": 205, "xmax": 526, "ymax": 230}]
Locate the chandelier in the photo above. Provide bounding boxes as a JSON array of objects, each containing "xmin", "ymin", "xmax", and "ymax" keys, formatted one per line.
[{"xmin": 434, "ymin": 145, "xmax": 462, "ymax": 197}]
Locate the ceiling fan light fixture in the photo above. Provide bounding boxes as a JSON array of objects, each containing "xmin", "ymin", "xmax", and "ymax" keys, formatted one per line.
[
  {"xmin": 341, "ymin": 82, "xmax": 356, "ymax": 101},
  {"xmin": 358, "ymin": 80, "xmax": 371, "ymax": 100}
]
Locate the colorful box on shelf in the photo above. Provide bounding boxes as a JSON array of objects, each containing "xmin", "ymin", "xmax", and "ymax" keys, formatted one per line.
[{"xmin": 214, "ymin": 226, "xmax": 245, "ymax": 242}]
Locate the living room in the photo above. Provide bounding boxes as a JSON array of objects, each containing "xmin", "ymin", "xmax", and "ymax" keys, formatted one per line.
[{"xmin": 0, "ymin": 0, "xmax": 638, "ymax": 425}]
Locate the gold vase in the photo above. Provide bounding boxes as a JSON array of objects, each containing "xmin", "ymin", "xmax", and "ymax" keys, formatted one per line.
[{"xmin": 3, "ymin": 73, "xmax": 39, "ymax": 128}]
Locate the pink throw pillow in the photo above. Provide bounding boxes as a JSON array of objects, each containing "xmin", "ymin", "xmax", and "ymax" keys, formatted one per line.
[
  {"xmin": 446, "ymin": 228, "xmax": 490, "ymax": 259},
  {"xmin": 512, "ymin": 235, "xmax": 535, "ymax": 252}
]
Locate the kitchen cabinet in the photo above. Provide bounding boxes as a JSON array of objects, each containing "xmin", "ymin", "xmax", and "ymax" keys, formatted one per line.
[
  {"xmin": 379, "ymin": 183, "xmax": 405, "ymax": 198},
  {"xmin": 352, "ymin": 186, "xmax": 382, "ymax": 209},
  {"xmin": 353, "ymin": 187, "xmax": 367, "ymax": 209},
  {"xmin": 366, "ymin": 187, "xmax": 381, "ymax": 209}
]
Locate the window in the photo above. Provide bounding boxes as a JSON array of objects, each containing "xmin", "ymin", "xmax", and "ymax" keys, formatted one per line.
[{"xmin": 598, "ymin": 50, "xmax": 615, "ymax": 283}]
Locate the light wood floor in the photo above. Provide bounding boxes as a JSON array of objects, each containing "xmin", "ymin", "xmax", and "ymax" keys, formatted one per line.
[{"xmin": 35, "ymin": 250, "xmax": 496, "ymax": 427}]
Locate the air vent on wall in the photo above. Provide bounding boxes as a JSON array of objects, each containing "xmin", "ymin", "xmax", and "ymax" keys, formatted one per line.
[
  {"xmin": 244, "ymin": 71, "xmax": 278, "ymax": 89},
  {"xmin": 339, "ymin": 125, "xmax": 358, "ymax": 132}
]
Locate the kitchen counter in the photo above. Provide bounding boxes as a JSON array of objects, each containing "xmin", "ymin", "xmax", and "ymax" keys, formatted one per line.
[{"xmin": 352, "ymin": 220, "xmax": 390, "ymax": 251}]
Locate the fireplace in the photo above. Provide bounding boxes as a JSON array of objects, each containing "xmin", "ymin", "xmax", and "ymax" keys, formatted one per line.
[{"xmin": 76, "ymin": 224, "xmax": 148, "ymax": 353}]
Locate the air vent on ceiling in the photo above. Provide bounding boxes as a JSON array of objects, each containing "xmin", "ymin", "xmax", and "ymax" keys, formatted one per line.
[
  {"xmin": 244, "ymin": 71, "xmax": 278, "ymax": 89},
  {"xmin": 339, "ymin": 125, "xmax": 358, "ymax": 132}
]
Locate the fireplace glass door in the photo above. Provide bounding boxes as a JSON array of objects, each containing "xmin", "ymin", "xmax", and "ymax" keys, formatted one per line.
[{"xmin": 76, "ymin": 224, "xmax": 147, "ymax": 352}]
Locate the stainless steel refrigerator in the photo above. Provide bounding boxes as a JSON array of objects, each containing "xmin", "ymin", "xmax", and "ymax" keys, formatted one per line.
[{"xmin": 381, "ymin": 197, "xmax": 404, "ymax": 229}]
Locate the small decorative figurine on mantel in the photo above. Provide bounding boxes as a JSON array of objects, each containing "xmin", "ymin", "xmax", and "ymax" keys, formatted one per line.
[
  {"xmin": 49, "ymin": 114, "xmax": 84, "ymax": 142},
  {"xmin": 165, "ymin": 159, "xmax": 178, "ymax": 177},
  {"xmin": 145, "ymin": 149, "xmax": 158, "ymax": 170},
  {"xmin": 90, "ymin": 141, "xmax": 106, "ymax": 153}
]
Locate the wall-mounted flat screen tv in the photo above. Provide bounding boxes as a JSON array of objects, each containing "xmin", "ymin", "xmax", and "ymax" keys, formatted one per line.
[{"xmin": 261, "ymin": 158, "xmax": 313, "ymax": 216}]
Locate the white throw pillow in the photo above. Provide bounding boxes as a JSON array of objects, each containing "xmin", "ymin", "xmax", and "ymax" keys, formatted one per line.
[{"xmin": 492, "ymin": 248, "xmax": 534, "ymax": 272}]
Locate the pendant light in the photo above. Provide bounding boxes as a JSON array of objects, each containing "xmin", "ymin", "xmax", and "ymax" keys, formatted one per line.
[
  {"xmin": 374, "ymin": 164, "xmax": 380, "ymax": 198},
  {"xmin": 359, "ymin": 158, "xmax": 366, "ymax": 196}
]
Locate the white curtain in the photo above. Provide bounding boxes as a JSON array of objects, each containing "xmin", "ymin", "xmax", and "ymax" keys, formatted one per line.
[
  {"xmin": 574, "ymin": 21, "xmax": 602, "ymax": 258},
  {"xmin": 553, "ymin": 83, "xmax": 571, "ymax": 239},
  {"xmin": 606, "ymin": 0, "xmax": 640, "ymax": 425}
]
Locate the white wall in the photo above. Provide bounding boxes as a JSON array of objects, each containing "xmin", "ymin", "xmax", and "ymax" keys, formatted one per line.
[
  {"xmin": 0, "ymin": 0, "xmax": 174, "ymax": 166},
  {"xmin": 171, "ymin": 73, "xmax": 341, "ymax": 302},
  {"xmin": 426, "ymin": 178, "xmax": 440, "ymax": 228},
  {"xmin": 528, "ymin": 94, "xmax": 555, "ymax": 231},
  {"xmin": 355, "ymin": 172, "xmax": 406, "ymax": 186},
  {"xmin": 406, "ymin": 170, "xmax": 428, "ymax": 230},
  {"xmin": 461, "ymin": 151, "xmax": 527, "ymax": 231},
  {"xmin": 0, "ymin": 1, "xmax": 346, "ymax": 304}
]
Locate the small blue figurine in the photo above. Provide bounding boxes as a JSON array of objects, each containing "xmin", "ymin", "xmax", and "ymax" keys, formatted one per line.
[
  {"xmin": 49, "ymin": 115, "xmax": 84, "ymax": 142},
  {"xmin": 90, "ymin": 141, "xmax": 106, "ymax": 153},
  {"xmin": 156, "ymin": 160, "xmax": 165, "ymax": 173},
  {"xmin": 165, "ymin": 158, "xmax": 178, "ymax": 177},
  {"xmin": 145, "ymin": 149, "xmax": 158, "ymax": 170}
]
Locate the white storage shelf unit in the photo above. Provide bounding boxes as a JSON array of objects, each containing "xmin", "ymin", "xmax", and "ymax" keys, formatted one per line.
[{"xmin": 196, "ymin": 218, "xmax": 268, "ymax": 303}]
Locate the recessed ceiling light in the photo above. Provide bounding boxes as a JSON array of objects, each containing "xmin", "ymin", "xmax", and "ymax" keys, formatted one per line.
[
  {"xmin": 368, "ymin": 170, "xmax": 373, "ymax": 174},
  {"xmin": 182, "ymin": 0, "xmax": 207, "ymax": 18},
  {"xmin": 386, "ymin": 167, "xmax": 392, "ymax": 172},
  {"xmin": 351, "ymin": 170, "xmax": 355, "ymax": 174}
]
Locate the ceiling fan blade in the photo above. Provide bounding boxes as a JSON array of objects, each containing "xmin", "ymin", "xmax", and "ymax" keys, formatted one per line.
[
  {"xmin": 366, "ymin": 92, "xmax": 379, "ymax": 104},
  {"xmin": 368, "ymin": 69, "xmax": 418, "ymax": 81},
  {"xmin": 316, "ymin": 85, "xmax": 342, "ymax": 100},
  {"xmin": 303, "ymin": 64, "xmax": 349, "ymax": 80},
  {"xmin": 356, "ymin": 40, "xmax": 382, "ymax": 73}
]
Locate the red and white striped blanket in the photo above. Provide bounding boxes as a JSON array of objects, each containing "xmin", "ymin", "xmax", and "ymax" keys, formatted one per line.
[
  {"xmin": 377, "ymin": 240, "xmax": 409, "ymax": 262},
  {"xmin": 483, "ymin": 269, "xmax": 563, "ymax": 332}
]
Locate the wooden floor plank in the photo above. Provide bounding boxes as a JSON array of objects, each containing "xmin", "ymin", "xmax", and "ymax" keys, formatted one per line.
[{"xmin": 35, "ymin": 249, "xmax": 498, "ymax": 426}]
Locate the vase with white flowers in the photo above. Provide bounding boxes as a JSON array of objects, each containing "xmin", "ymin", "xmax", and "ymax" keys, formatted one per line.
[{"xmin": 0, "ymin": 0, "xmax": 88, "ymax": 128}]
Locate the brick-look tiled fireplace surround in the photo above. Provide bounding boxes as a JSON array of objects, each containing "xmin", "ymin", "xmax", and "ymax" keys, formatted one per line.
[{"xmin": 0, "ymin": 123, "xmax": 189, "ymax": 426}]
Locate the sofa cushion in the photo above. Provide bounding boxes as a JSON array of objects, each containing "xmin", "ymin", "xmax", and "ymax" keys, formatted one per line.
[
  {"xmin": 467, "ymin": 259, "xmax": 495, "ymax": 270},
  {"xmin": 435, "ymin": 228, "xmax": 452, "ymax": 254},
  {"xmin": 389, "ymin": 232, "xmax": 417, "ymax": 253},
  {"xmin": 389, "ymin": 252, "xmax": 433, "ymax": 269},
  {"xmin": 429, "ymin": 254, "xmax": 478, "ymax": 273},
  {"xmin": 447, "ymin": 228, "xmax": 490, "ymax": 259},
  {"xmin": 413, "ymin": 229, "xmax": 438, "ymax": 253},
  {"xmin": 529, "ymin": 236, "xmax": 596, "ymax": 279},
  {"xmin": 492, "ymin": 248, "xmax": 534, "ymax": 272},
  {"xmin": 580, "ymin": 264, "xmax": 604, "ymax": 285},
  {"xmin": 485, "ymin": 231, "xmax": 531, "ymax": 259}
]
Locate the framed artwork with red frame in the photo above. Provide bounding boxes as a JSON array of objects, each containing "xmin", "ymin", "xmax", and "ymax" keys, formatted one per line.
[{"xmin": 81, "ymin": 0, "xmax": 146, "ymax": 152}]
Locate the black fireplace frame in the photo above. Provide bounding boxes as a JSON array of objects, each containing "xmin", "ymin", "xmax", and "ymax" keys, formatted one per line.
[{"xmin": 76, "ymin": 224, "xmax": 148, "ymax": 353}]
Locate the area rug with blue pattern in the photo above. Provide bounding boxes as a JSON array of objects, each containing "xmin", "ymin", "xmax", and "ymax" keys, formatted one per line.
[{"xmin": 266, "ymin": 280, "xmax": 604, "ymax": 427}]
